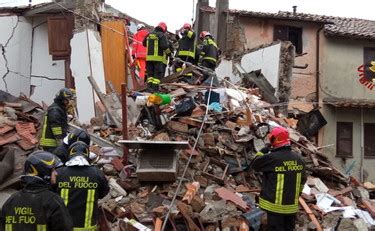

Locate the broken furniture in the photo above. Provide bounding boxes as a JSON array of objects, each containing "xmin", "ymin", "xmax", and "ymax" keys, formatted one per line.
[{"xmin": 119, "ymin": 140, "xmax": 189, "ymax": 182}]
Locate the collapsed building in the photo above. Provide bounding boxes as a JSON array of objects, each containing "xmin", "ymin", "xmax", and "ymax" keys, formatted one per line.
[{"xmin": 1, "ymin": 0, "xmax": 375, "ymax": 230}]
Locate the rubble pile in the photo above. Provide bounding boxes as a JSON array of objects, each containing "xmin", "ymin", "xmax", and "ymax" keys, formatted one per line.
[
  {"xmin": 0, "ymin": 90, "xmax": 45, "ymax": 184},
  {"xmin": 86, "ymin": 77, "xmax": 375, "ymax": 230}
]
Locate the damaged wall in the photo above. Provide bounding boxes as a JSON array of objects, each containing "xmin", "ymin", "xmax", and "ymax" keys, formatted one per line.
[
  {"xmin": 320, "ymin": 37, "xmax": 375, "ymax": 100},
  {"xmin": 30, "ymin": 17, "xmax": 65, "ymax": 105},
  {"xmin": 321, "ymin": 106, "xmax": 375, "ymax": 182},
  {"xmin": 70, "ymin": 29, "xmax": 106, "ymax": 124},
  {"xmin": 0, "ymin": 16, "xmax": 32, "ymax": 97},
  {"xmin": 216, "ymin": 42, "xmax": 293, "ymax": 114},
  {"xmin": 229, "ymin": 17, "xmax": 320, "ymax": 112}
]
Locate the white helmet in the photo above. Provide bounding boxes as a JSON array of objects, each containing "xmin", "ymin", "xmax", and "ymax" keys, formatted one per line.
[{"xmin": 137, "ymin": 23, "xmax": 145, "ymax": 31}]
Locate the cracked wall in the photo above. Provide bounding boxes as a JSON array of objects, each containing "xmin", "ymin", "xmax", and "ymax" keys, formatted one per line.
[
  {"xmin": 0, "ymin": 16, "xmax": 32, "ymax": 97},
  {"xmin": 30, "ymin": 17, "xmax": 65, "ymax": 105}
]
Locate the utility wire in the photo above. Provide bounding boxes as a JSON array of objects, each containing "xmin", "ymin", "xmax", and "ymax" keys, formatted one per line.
[{"xmin": 161, "ymin": 72, "xmax": 215, "ymax": 231}]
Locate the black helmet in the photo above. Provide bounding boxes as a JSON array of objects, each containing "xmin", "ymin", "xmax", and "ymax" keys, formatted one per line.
[
  {"xmin": 24, "ymin": 151, "xmax": 62, "ymax": 181},
  {"xmin": 68, "ymin": 141, "xmax": 90, "ymax": 160},
  {"xmin": 55, "ymin": 88, "xmax": 75, "ymax": 102},
  {"xmin": 65, "ymin": 129, "xmax": 91, "ymax": 147}
]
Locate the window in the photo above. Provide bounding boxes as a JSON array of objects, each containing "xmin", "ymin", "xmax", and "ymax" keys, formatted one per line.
[
  {"xmin": 363, "ymin": 47, "xmax": 375, "ymax": 82},
  {"xmin": 274, "ymin": 25, "xmax": 303, "ymax": 54},
  {"xmin": 336, "ymin": 122, "xmax": 353, "ymax": 157},
  {"xmin": 364, "ymin": 123, "xmax": 375, "ymax": 158}
]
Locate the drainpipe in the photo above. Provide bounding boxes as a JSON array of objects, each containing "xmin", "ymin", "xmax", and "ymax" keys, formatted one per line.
[
  {"xmin": 315, "ymin": 25, "xmax": 324, "ymax": 108},
  {"xmin": 360, "ymin": 108, "xmax": 364, "ymax": 181}
]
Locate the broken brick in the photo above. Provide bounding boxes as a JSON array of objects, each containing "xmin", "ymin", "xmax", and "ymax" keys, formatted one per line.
[
  {"xmin": 17, "ymin": 139, "xmax": 36, "ymax": 151},
  {"xmin": 202, "ymin": 133, "xmax": 215, "ymax": 146},
  {"xmin": 215, "ymin": 187, "xmax": 249, "ymax": 212},
  {"xmin": 18, "ymin": 130, "xmax": 38, "ymax": 145},
  {"xmin": 361, "ymin": 199, "xmax": 375, "ymax": 218},
  {"xmin": 16, "ymin": 122, "xmax": 36, "ymax": 134},
  {"xmin": 111, "ymin": 158, "xmax": 124, "ymax": 172},
  {"xmin": 167, "ymin": 120, "xmax": 189, "ymax": 133},
  {"xmin": 225, "ymin": 121, "xmax": 237, "ymax": 130},
  {"xmin": 190, "ymin": 195, "xmax": 205, "ymax": 213},
  {"xmin": 178, "ymin": 117, "xmax": 202, "ymax": 127},
  {"xmin": 0, "ymin": 125, "xmax": 14, "ymax": 135},
  {"xmin": 0, "ymin": 132, "xmax": 20, "ymax": 146}
]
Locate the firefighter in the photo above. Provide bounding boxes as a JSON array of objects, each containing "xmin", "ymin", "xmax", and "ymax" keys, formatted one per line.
[
  {"xmin": 0, "ymin": 151, "xmax": 73, "ymax": 231},
  {"xmin": 131, "ymin": 23, "xmax": 149, "ymax": 82},
  {"xmin": 54, "ymin": 128, "xmax": 91, "ymax": 164},
  {"xmin": 251, "ymin": 126, "xmax": 306, "ymax": 231},
  {"xmin": 40, "ymin": 88, "xmax": 75, "ymax": 153},
  {"xmin": 175, "ymin": 23, "xmax": 196, "ymax": 78},
  {"xmin": 198, "ymin": 31, "xmax": 219, "ymax": 85},
  {"xmin": 55, "ymin": 141, "xmax": 109, "ymax": 230},
  {"xmin": 143, "ymin": 22, "xmax": 172, "ymax": 92}
]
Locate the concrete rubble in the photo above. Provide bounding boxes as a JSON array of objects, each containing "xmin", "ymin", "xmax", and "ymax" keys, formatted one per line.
[
  {"xmin": 81, "ymin": 69, "xmax": 375, "ymax": 230},
  {"xmin": 1, "ymin": 71, "xmax": 375, "ymax": 230}
]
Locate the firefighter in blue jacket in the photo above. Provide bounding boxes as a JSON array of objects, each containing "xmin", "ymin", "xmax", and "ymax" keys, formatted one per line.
[
  {"xmin": 55, "ymin": 141, "xmax": 109, "ymax": 231},
  {"xmin": 251, "ymin": 126, "xmax": 306, "ymax": 231},
  {"xmin": 143, "ymin": 22, "xmax": 172, "ymax": 91},
  {"xmin": 0, "ymin": 151, "xmax": 73, "ymax": 231}
]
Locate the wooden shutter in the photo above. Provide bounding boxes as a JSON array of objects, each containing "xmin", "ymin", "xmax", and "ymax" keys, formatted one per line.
[
  {"xmin": 336, "ymin": 122, "xmax": 353, "ymax": 157},
  {"xmin": 47, "ymin": 16, "xmax": 74, "ymax": 60},
  {"xmin": 364, "ymin": 123, "xmax": 375, "ymax": 158}
]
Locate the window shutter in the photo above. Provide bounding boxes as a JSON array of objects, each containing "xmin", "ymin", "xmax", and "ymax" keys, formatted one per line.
[{"xmin": 47, "ymin": 16, "xmax": 74, "ymax": 60}]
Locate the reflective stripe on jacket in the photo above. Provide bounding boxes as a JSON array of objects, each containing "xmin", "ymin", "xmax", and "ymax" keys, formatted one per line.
[
  {"xmin": 252, "ymin": 146, "xmax": 306, "ymax": 214},
  {"xmin": 56, "ymin": 165, "xmax": 109, "ymax": 230},
  {"xmin": 143, "ymin": 29, "xmax": 171, "ymax": 65},
  {"xmin": 177, "ymin": 30, "xmax": 196, "ymax": 59},
  {"xmin": 200, "ymin": 37, "xmax": 218, "ymax": 64},
  {"xmin": 40, "ymin": 102, "xmax": 67, "ymax": 148},
  {"xmin": 0, "ymin": 177, "xmax": 73, "ymax": 231}
]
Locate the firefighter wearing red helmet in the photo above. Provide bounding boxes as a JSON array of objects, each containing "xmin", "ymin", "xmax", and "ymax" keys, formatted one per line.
[
  {"xmin": 131, "ymin": 23, "xmax": 149, "ymax": 82},
  {"xmin": 175, "ymin": 23, "xmax": 196, "ymax": 77},
  {"xmin": 143, "ymin": 22, "xmax": 172, "ymax": 91},
  {"xmin": 250, "ymin": 126, "xmax": 306, "ymax": 231},
  {"xmin": 197, "ymin": 31, "xmax": 219, "ymax": 85}
]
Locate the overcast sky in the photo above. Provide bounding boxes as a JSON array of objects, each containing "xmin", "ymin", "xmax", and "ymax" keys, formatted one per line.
[{"xmin": 2, "ymin": 0, "xmax": 375, "ymax": 32}]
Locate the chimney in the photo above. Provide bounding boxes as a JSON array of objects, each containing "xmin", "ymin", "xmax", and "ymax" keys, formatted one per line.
[{"xmin": 292, "ymin": 6, "xmax": 297, "ymax": 15}]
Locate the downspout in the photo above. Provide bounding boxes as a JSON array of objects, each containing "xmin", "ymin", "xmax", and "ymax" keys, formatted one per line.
[
  {"xmin": 360, "ymin": 108, "xmax": 364, "ymax": 181},
  {"xmin": 316, "ymin": 24, "xmax": 324, "ymax": 107},
  {"xmin": 315, "ymin": 25, "xmax": 324, "ymax": 146}
]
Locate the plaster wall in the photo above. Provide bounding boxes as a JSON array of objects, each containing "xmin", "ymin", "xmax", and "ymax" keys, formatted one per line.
[
  {"xmin": 70, "ymin": 29, "xmax": 106, "ymax": 124},
  {"xmin": 0, "ymin": 16, "xmax": 32, "ymax": 97},
  {"xmin": 30, "ymin": 17, "xmax": 65, "ymax": 105}
]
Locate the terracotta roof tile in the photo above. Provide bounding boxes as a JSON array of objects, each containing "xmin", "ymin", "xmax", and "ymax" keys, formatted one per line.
[{"xmin": 201, "ymin": 6, "xmax": 375, "ymax": 40}]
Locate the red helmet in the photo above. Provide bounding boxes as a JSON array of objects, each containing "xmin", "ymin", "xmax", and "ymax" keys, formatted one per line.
[
  {"xmin": 157, "ymin": 22, "xmax": 167, "ymax": 33},
  {"xmin": 182, "ymin": 23, "xmax": 191, "ymax": 30},
  {"xmin": 268, "ymin": 126, "xmax": 290, "ymax": 148},
  {"xmin": 199, "ymin": 31, "xmax": 211, "ymax": 40}
]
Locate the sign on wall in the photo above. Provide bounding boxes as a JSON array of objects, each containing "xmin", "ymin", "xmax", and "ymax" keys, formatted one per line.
[{"xmin": 357, "ymin": 48, "xmax": 375, "ymax": 90}]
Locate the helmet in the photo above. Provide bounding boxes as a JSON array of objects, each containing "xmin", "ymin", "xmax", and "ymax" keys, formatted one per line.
[
  {"xmin": 68, "ymin": 141, "xmax": 90, "ymax": 160},
  {"xmin": 64, "ymin": 128, "xmax": 91, "ymax": 146},
  {"xmin": 157, "ymin": 22, "xmax": 167, "ymax": 33},
  {"xmin": 182, "ymin": 23, "xmax": 191, "ymax": 30},
  {"xmin": 199, "ymin": 31, "xmax": 211, "ymax": 40},
  {"xmin": 268, "ymin": 126, "xmax": 291, "ymax": 148},
  {"xmin": 137, "ymin": 23, "xmax": 145, "ymax": 31},
  {"xmin": 24, "ymin": 151, "xmax": 62, "ymax": 181},
  {"xmin": 55, "ymin": 88, "xmax": 75, "ymax": 102}
]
